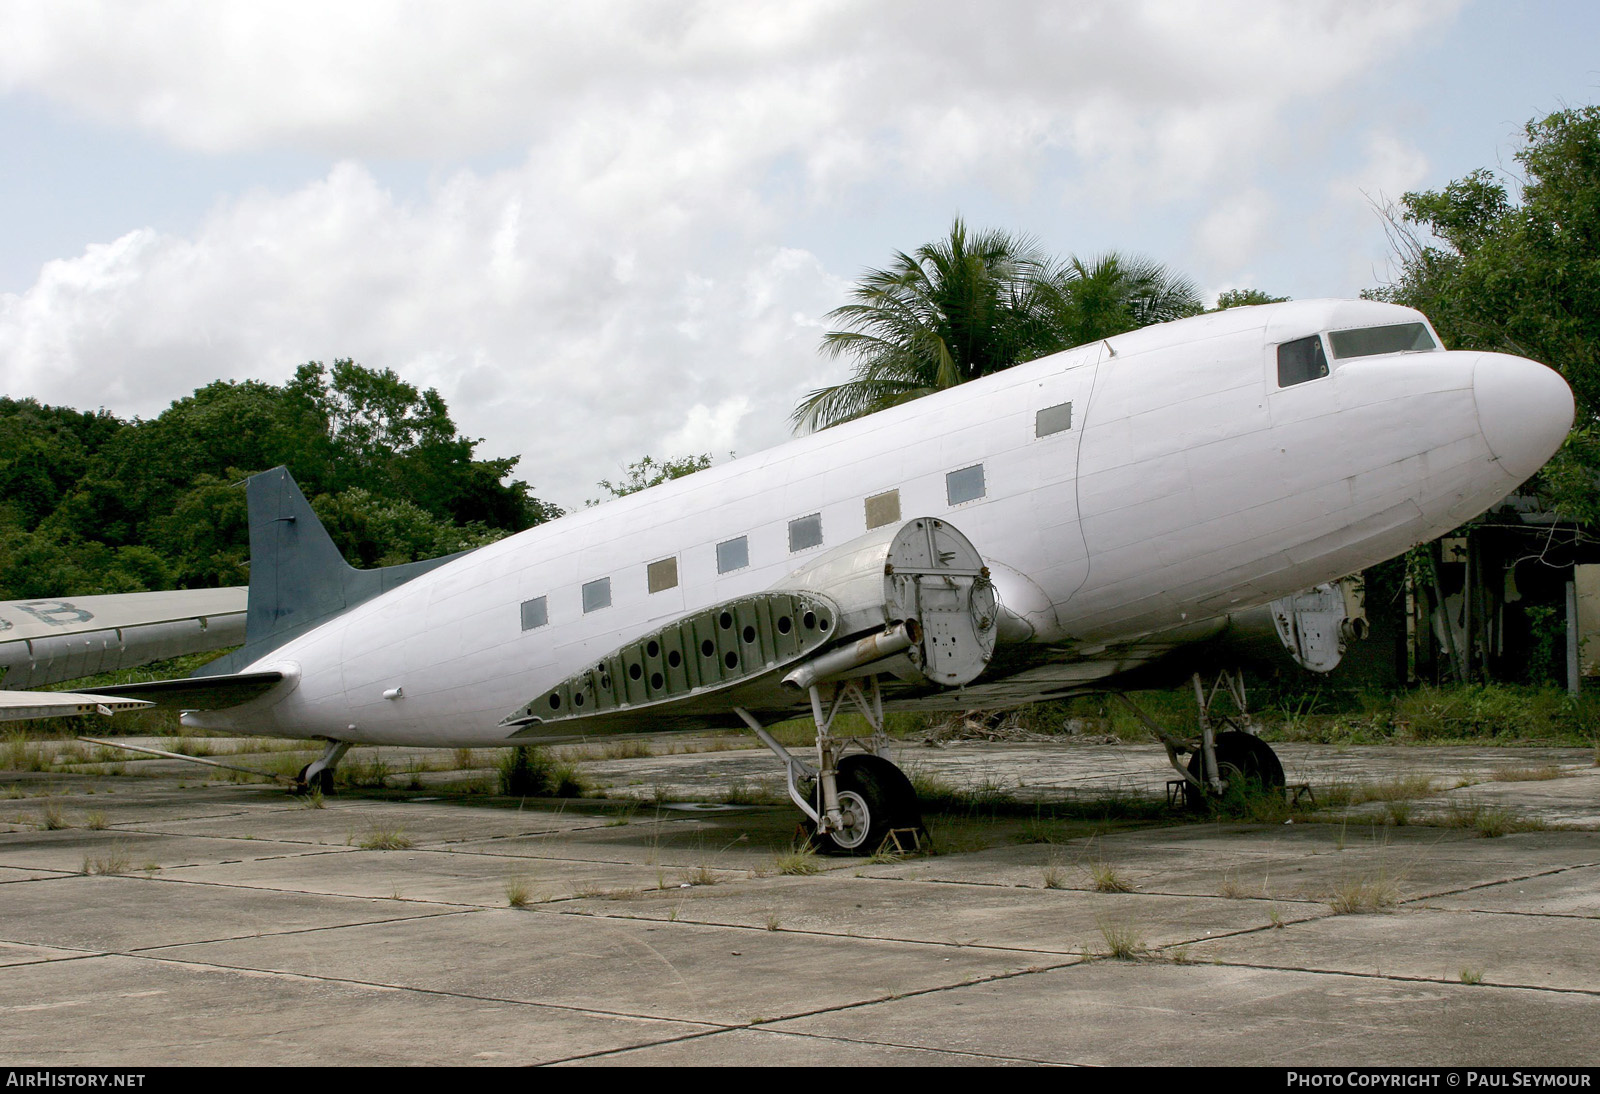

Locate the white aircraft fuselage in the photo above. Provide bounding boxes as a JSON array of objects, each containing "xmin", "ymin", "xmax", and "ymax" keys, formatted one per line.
[{"xmin": 189, "ymin": 299, "xmax": 1574, "ymax": 746}]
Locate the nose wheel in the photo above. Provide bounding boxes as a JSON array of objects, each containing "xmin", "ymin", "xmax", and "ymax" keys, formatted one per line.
[{"xmin": 1112, "ymin": 669, "xmax": 1287, "ymax": 810}]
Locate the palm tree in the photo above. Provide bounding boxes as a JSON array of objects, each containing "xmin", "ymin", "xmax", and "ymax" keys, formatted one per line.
[
  {"xmin": 1050, "ymin": 253, "xmax": 1203, "ymax": 348},
  {"xmin": 790, "ymin": 219, "xmax": 1060, "ymax": 432},
  {"xmin": 792, "ymin": 220, "xmax": 1202, "ymax": 432}
]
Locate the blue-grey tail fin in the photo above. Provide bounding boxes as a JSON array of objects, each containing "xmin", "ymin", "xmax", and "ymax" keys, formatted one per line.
[{"xmin": 195, "ymin": 467, "xmax": 466, "ymax": 676}]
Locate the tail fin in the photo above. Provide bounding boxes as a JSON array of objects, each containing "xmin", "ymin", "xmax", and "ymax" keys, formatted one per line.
[{"xmin": 195, "ymin": 467, "xmax": 467, "ymax": 676}]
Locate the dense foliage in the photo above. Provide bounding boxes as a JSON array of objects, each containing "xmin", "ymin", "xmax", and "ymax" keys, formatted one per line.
[
  {"xmin": 1374, "ymin": 105, "xmax": 1600, "ymax": 519},
  {"xmin": 0, "ymin": 361, "xmax": 561, "ymax": 598}
]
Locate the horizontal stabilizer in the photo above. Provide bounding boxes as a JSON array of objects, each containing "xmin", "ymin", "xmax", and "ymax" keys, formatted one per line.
[
  {"xmin": 0, "ymin": 690, "xmax": 153, "ymax": 724},
  {"xmin": 75, "ymin": 671, "xmax": 285, "ymax": 712}
]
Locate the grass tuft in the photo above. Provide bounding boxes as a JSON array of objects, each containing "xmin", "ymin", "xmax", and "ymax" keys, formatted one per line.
[
  {"xmin": 81, "ymin": 845, "xmax": 131, "ymax": 876},
  {"xmin": 1442, "ymin": 800, "xmax": 1541, "ymax": 838},
  {"xmin": 1089, "ymin": 861, "xmax": 1135, "ymax": 893},
  {"xmin": 681, "ymin": 864, "xmax": 720, "ymax": 887},
  {"xmin": 359, "ymin": 823, "xmax": 414, "ymax": 850},
  {"xmin": 505, "ymin": 877, "xmax": 534, "ymax": 908},
  {"xmin": 1329, "ymin": 873, "xmax": 1402, "ymax": 914},
  {"xmin": 1097, "ymin": 917, "xmax": 1146, "ymax": 960},
  {"xmin": 1351, "ymin": 775, "xmax": 1436, "ymax": 803},
  {"xmin": 1217, "ymin": 872, "xmax": 1259, "ymax": 899},
  {"xmin": 597, "ymin": 738, "xmax": 653, "ymax": 760},
  {"xmin": 1489, "ymin": 765, "xmax": 1563, "ymax": 782},
  {"xmin": 722, "ymin": 779, "xmax": 784, "ymax": 806},
  {"xmin": 772, "ymin": 844, "xmax": 821, "ymax": 876},
  {"xmin": 1383, "ymin": 800, "xmax": 1413, "ymax": 827},
  {"xmin": 498, "ymin": 746, "xmax": 587, "ymax": 798},
  {"xmin": 1459, "ymin": 966, "xmax": 1485, "ymax": 985}
]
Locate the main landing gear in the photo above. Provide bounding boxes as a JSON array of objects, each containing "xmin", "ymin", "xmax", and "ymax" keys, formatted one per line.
[
  {"xmin": 293, "ymin": 740, "xmax": 350, "ymax": 796},
  {"xmin": 736, "ymin": 676, "xmax": 924, "ymax": 855},
  {"xmin": 1111, "ymin": 669, "xmax": 1286, "ymax": 809}
]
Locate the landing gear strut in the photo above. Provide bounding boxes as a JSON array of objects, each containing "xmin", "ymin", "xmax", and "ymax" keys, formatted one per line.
[
  {"xmin": 1111, "ymin": 669, "xmax": 1285, "ymax": 809},
  {"xmin": 294, "ymin": 740, "xmax": 350, "ymax": 795},
  {"xmin": 737, "ymin": 676, "xmax": 923, "ymax": 855}
]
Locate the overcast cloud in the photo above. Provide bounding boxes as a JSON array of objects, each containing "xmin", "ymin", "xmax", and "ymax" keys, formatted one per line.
[{"xmin": 4, "ymin": 0, "xmax": 1588, "ymax": 508}]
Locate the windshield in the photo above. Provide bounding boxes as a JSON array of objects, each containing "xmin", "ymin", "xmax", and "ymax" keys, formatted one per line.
[{"xmin": 1328, "ymin": 323, "xmax": 1437, "ymax": 360}]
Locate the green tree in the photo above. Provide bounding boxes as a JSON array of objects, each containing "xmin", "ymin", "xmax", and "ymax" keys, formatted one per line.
[
  {"xmin": 0, "ymin": 362, "xmax": 561, "ymax": 597},
  {"xmin": 792, "ymin": 219, "xmax": 1201, "ymax": 431},
  {"xmin": 1374, "ymin": 105, "xmax": 1600, "ymax": 517},
  {"xmin": 1213, "ymin": 288, "xmax": 1289, "ymax": 310},
  {"xmin": 590, "ymin": 453, "xmax": 714, "ymax": 505},
  {"xmin": 311, "ymin": 487, "xmax": 503, "ymax": 568},
  {"xmin": 284, "ymin": 360, "xmax": 555, "ymax": 531}
]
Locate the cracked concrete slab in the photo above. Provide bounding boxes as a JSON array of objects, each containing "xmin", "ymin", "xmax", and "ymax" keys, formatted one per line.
[
  {"xmin": 557, "ymin": 874, "xmax": 1315, "ymax": 954},
  {"xmin": 172, "ymin": 847, "xmax": 679, "ymax": 906},
  {"xmin": 1425, "ymin": 863, "xmax": 1600, "ymax": 917},
  {"xmin": 1187, "ymin": 906, "xmax": 1600, "ymax": 993},
  {"xmin": 0, "ymin": 872, "xmax": 458, "ymax": 951},
  {"xmin": 0, "ymin": 953, "xmax": 714, "ymax": 1066},
  {"xmin": 0, "ymin": 829, "xmax": 331, "ymax": 874},
  {"xmin": 768, "ymin": 960, "xmax": 1600, "ymax": 1066},
  {"xmin": 554, "ymin": 1026, "xmax": 1041, "ymax": 1066},
  {"xmin": 858, "ymin": 826, "xmax": 1600, "ymax": 904},
  {"xmin": 2, "ymin": 741, "xmax": 1598, "ymax": 1065},
  {"xmin": 154, "ymin": 908, "xmax": 1044, "ymax": 1027}
]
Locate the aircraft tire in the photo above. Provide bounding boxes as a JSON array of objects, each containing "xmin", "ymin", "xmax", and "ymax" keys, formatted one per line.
[
  {"xmin": 814, "ymin": 754, "xmax": 922, "ymax": 856},
  {"xmin": 293, "ymin": 764, "xmax": 336, "ymax": 796},
  {"xmin": 1183, "ymin": 732, "xmax": 1285, "ymax": 810}
]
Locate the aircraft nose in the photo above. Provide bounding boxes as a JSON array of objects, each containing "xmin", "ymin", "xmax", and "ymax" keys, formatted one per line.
[{"xmin": 1472, "ymin": 352, "xmax": 1574, "ymax": 481}]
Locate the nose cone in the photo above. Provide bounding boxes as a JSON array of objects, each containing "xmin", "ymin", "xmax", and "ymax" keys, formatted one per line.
[{"xmin": 1473, "ymin": 352, "xmax": 1574, "ymax": 480}]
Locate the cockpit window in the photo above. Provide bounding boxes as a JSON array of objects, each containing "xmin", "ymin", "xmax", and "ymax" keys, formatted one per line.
[
  {"xmin": 1329, "ymin": 323, "xmax": 1437, "ymax": 360},
  {"xmin": 1277, "ymin": 335, "xmax": 1329, "ymax": 387}
]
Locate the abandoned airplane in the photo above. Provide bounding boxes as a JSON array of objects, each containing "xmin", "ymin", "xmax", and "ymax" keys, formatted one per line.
[{"xmin": 0, "ymin": 299, "xmax": 1575, "ymax": 852}]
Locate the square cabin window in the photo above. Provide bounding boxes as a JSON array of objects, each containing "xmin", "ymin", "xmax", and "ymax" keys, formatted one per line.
[
  {"xmin": 716, "ymin": 535, "xmax": 749, "ymax": 574},
  {"xmin": 788, "ymin": 513, "xmax": 823, "ymax": 553},
  {"xmin": 1035, "ymin": 401, "xmax": 1073, "ymax": 437},
  {"xmin": 647, "ymin": 556, "xmax": 678, "ymax": 593},
  {"xmin": 946, "ymin": 464, "xmax": 986, "ymax": 506},
  {"xmin": 864, "ymin": 489, "xmax": 901, "ymax": 530},
  {"xmin": 581, "ymin": 577, "xmax": 611, "ymax": 613},
  {"xmin": 520, "ymin": 596, "xmax": 548, "ymax": 631}
]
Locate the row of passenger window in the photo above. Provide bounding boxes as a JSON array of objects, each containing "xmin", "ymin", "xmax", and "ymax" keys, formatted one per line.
[{"xmin": 518, "ymin": 399, "xmax": 1075, "ymax": 631}]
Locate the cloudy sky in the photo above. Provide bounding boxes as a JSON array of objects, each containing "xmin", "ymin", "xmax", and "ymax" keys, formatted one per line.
[{"xmin": 1, "ymin": 1, "xmax": 1597, "ymax": 509}]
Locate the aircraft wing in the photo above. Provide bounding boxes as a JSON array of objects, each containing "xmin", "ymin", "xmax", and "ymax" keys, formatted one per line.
[{"xmin": 0, "ymin": 587, "xmax": 248, "ymax": 689}]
